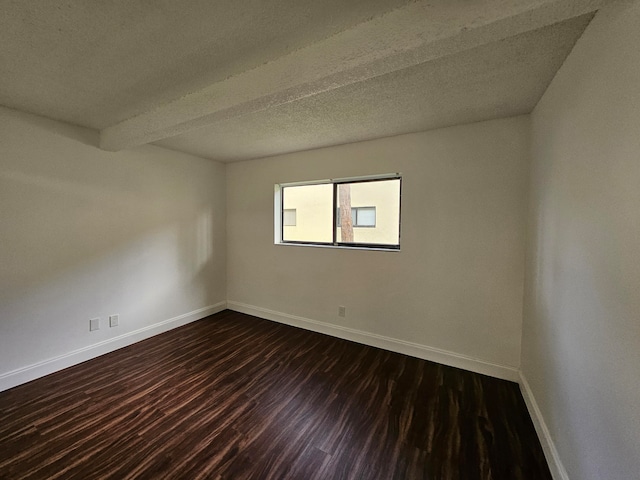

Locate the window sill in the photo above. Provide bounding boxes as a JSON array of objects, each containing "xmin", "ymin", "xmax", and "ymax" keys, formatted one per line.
[{"xmin": 275, "ymin": 242, "xmax": 401, "ymax": 252}]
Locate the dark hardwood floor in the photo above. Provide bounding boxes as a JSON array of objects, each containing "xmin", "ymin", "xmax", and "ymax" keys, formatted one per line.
[{"xmin": 0, "ymin": 310, "xmax": 551, "ymax": 479}]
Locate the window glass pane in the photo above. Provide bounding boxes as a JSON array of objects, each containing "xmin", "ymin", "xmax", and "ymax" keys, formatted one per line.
[
  {"xmin": 355, "ymin": 207, "xmax": 376, "ymax": 227},
  {"xmin": 336, "ymin": 179, "xmax": 400, "ymax": 245},
  {"xmin": 282, "ymin": 184, "xmax": 333, "ymax": 243}
]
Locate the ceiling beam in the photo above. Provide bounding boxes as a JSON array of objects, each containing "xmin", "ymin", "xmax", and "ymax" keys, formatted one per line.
[{"xmin": 100, "ymin": 0, "xmax": 606, "ymax": 151}]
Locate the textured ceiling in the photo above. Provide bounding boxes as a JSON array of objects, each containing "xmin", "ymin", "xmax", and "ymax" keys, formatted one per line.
[
  {"xmin": 0, "ymin": 0, "xmax": 409, "ymax": 129},
  {"xmin": 0, "ymin": 1, "xmax": 602, "ymax": 162},
  {"xmin": 155, "ymin": 15, "xmax": 593, "ymax": 162}
]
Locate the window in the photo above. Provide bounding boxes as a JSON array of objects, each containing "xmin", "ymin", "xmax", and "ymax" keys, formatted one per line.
[
  {"xmin": 283, "ymin": 209, "xmax": 297, "ymax": 226},
  {"xmin": 276, "ymin": 175, "xmax": 401, "ymax": 249},
  {"xmin": 354, "ymin": 206, "xmax": 376, "ymax": 227},
  {"xmin": 336, "ymin": 206, "xmax": 376, "ymax": 227}
]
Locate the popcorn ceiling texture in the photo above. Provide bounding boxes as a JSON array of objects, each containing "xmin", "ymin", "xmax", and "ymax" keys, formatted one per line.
[
  {"xmin": 155, "ymin": 15, "xmax": 593, "ymax": 162},
  {"xmin": 0, "ymin": 0, "xmax": 409, "ymax": 129},
  {"xmin": 0, "ymin": 0, "xmax": 603, "ymax": 161}
]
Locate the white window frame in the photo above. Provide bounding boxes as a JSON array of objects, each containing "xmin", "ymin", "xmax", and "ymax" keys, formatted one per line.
[{"xmin": 274, "ymin": 173, "xmax": 401, "ymax": 251}]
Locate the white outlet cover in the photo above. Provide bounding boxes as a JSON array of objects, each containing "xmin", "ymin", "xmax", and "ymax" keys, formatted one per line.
[
  {"xmin": 90, "ymin": 318, "xmax": 100, "ymax": 331},
  {"xmin": 338, "ymin": 306, "xmax": 346, "ymax": 317},
  {"xmin": 109, "ymin": 314, "xmax": 119, "ymax": 327}
]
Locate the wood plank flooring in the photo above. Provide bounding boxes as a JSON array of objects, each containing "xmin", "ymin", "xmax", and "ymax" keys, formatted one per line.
[{"xmin": 0, "ymin": 310, "xmax": 551, "ymax": 479}]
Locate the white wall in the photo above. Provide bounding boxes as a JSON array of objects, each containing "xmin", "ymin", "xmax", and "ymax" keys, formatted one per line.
[
  {"xmin": 227, "ymin": 116, "xmax": 530, "ymax": 379},
  {"xmin": 522, "ymin": 2, "xmax": 640, "ymax": 479},
  {"xmin": 0, "ymin": 106, "xmax": 227, "ymax": 389}
]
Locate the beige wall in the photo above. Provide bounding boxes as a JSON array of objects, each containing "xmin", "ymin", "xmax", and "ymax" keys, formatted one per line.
[
  {"xmin": 523, "ymin": 2, "xmax": 640, "ymax": 479},
  {"xmin": 0, "ymin": 106, "xmax": 226, "ymax": 384},
  {"xmin": 227, "ymin": 115, "xmax": 530, "ymax": 373}
]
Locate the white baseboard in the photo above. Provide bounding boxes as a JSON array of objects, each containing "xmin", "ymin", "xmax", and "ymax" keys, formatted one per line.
[
  {"xmin": 0, "ymin": 301, "xmax": 227, "ymax": 393},
  {"xmin": 227, "ymin": 301, "xmax": 519, "ymax": 382},
  {"xmin": 519, "ymin": 371, "xmax": 569, "ymax": 480}
]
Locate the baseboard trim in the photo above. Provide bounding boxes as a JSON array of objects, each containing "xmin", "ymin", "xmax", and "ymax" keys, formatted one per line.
[
  {"xmin": 227, "ymin": 301, "xmax": 519, "ymax": 382},
  {"xmin": 0, "ymin": 301, "xmax": 227, "ymax": 393},
  {"xmin": 519, "ymin": 371, "xmax": 569, "ymax": 480}
]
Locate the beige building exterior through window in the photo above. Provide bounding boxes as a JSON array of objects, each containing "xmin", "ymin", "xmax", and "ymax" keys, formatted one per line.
[{"xmin": 282, "ymin": 179, "xmax": 400, "ymax": 245}]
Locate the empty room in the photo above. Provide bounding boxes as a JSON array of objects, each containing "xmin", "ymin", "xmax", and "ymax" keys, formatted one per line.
[{"xmin": 1, "ymin": 1, "xmax": 638, "ymax": 479}]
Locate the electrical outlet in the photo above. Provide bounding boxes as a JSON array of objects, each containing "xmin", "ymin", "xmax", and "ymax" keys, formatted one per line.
[
  {"xmin": 89, "ymin": 318, "xmax": 100, "ymax": 331},
  {"xmin": 338, "ymin": 306, "xmax": 346, "ymax": 317},
  {"xmin": 109, "ymin": 314, "xmax": 119, "ymax": 327}
]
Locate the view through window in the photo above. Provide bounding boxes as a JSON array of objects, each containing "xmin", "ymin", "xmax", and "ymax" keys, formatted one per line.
[{"xmin": 279, "ymin": 176, "xmax": 401, "ymax": 249}]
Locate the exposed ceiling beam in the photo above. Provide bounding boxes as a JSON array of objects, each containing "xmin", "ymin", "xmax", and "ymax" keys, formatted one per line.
[{"xmin": 100, "ymin": 0, "xmax": 606, "ymax": 152}]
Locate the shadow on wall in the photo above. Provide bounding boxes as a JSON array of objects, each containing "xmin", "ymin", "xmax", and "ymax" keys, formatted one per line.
[
  {"xmin": 0, "ymin": 107, "xmax": 224, "ymax": 372},
  {"xmin": 2, "ymin": 106, "xmax": 99, "ymax": 147},
  {"xmin": 0, "ymin": 169, "xmax": 219, "ymax": 371},
  {"xmin": 0, "ymin": 169, "xmax": 217, "ymax": 300}
]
